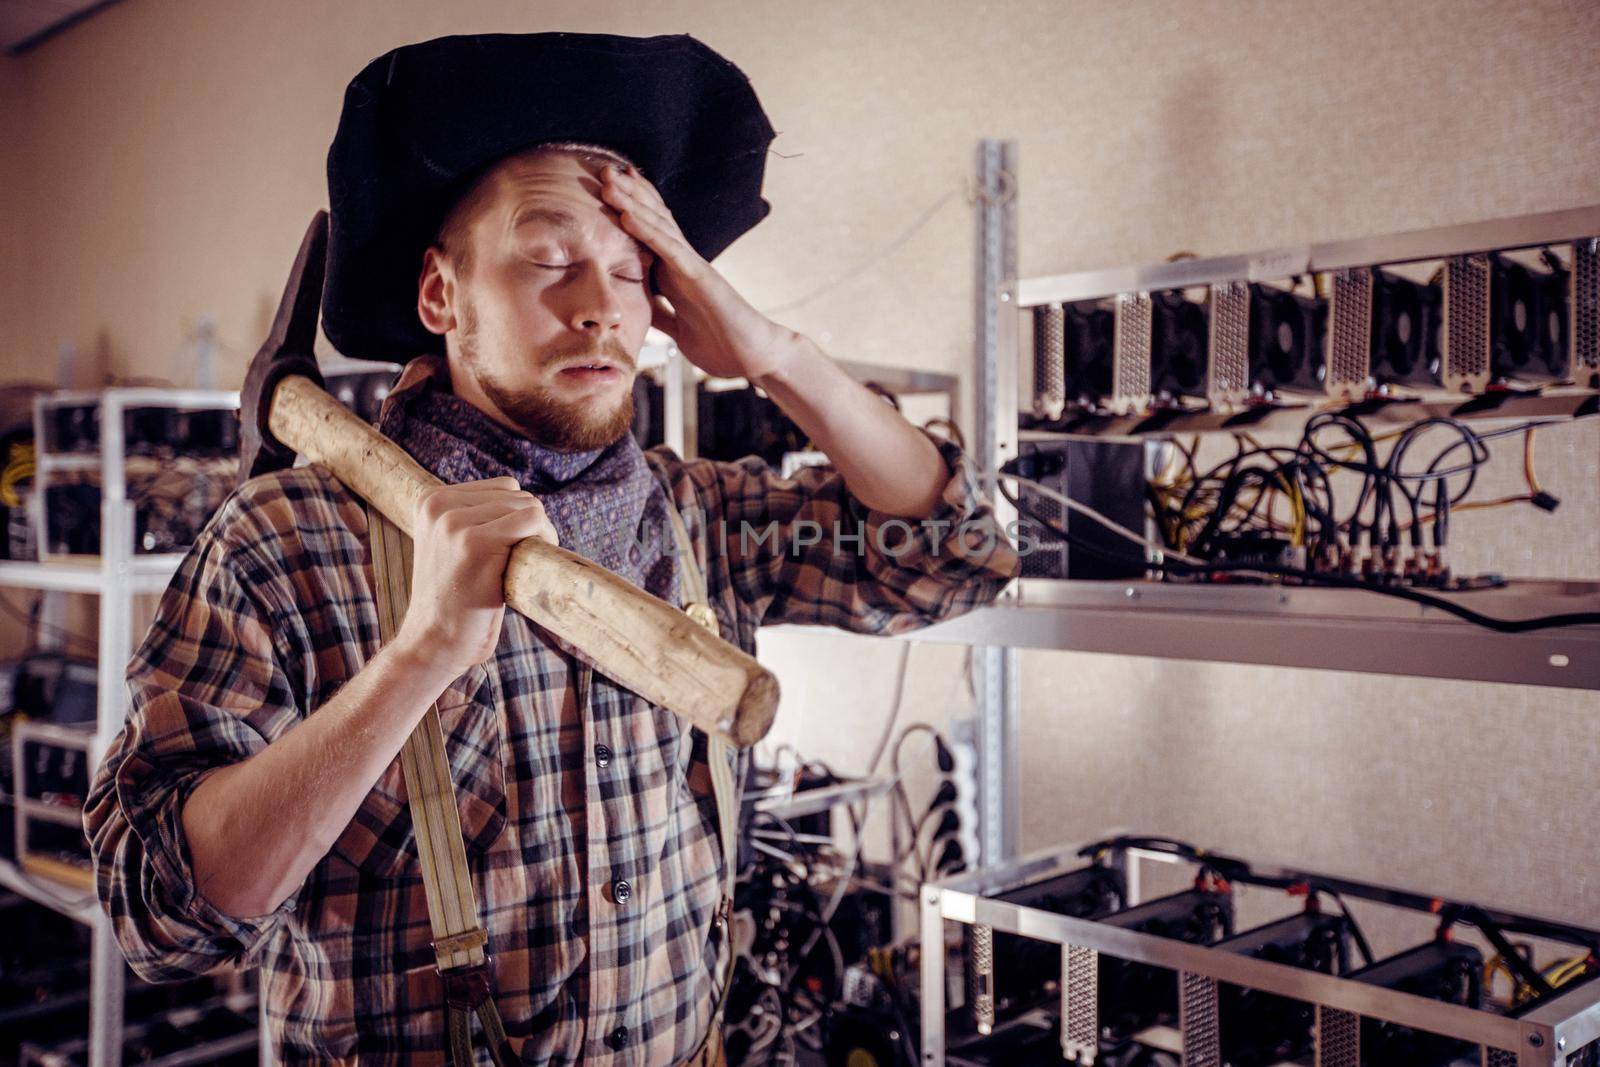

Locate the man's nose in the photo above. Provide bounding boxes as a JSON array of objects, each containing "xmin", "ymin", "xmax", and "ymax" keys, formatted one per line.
[{"xmin": 565, "ymin": 262, "xmax": 627, "ymax": 333}]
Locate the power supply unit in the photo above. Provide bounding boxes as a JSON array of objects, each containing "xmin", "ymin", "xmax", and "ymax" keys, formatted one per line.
[{"xmin": 1011, "ymin": 440, "xmax": 1147, "ymax": 581}]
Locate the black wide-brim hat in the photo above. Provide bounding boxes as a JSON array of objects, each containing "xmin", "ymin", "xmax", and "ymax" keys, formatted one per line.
[{"xmin": 322, "ymin": 32, "xmax": 776, "ymax": 362}]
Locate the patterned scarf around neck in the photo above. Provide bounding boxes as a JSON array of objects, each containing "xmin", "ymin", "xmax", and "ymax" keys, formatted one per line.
[{"xmin": 375, "ymin": 356, "xmax": 681, "ymax": 606}]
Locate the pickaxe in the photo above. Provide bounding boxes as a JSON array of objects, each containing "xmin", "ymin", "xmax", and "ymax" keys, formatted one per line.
[{"xmin": 239, "ymin": 212, "xmax": 779, "ymax": 747}]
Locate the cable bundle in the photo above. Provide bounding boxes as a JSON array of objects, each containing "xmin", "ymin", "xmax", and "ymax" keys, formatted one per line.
[{"xmin": 1003, "ymin": 414, "xmax": 1600, "ymax": 632}]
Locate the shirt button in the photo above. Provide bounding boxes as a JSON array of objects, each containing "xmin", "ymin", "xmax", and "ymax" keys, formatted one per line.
[
  {"xmin": 594, "ymin": 743, "xmax": 612, "ymax": 769},
  {"xmin": 606, "ymin": 1025, "xmax": 629, "ymax": 1049},
  {"xmin": 612, "ymin": 879, "xmax": 632, "ymax": 905}
]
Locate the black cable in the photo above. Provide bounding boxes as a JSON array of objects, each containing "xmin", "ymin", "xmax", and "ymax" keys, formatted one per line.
[
  {"xmin": 1441, "ymin": 903, "xmax": 1600, "ymax": 963},
  {"xmin": 1421, "ymin": 420, "xmax": 1550, "ymax": 507},
  {"xmin": 1177, "ymin": 443, "xmax": 1305, "ymax": 531},
  {"xmin": 1435, "ymin": 903, "xmax": 1554, "ymax": 999},
  {"xmin": 1002, "ymin": 482, "xmax": 1600, "ymax": 633},
  {"xmin": 1433, "ymin": 480, "xmax": 1450, "ymax": 550},
  {"xmin": 1298, "ymin": 415, "xmax": 1494, "ymax": 545},
  {"xmin": 1385, "ymin": 419, "xmax": 1491, "ymax": 535},
  {"xmin": 1324, "ymin": 890, "xmax": 1375, "ymax": 967},
  {"xmin": 1075, "ymin": 834, "xmax": 1251, "ymax": 883},
  {"xmin": 1301, "ymin": 414, "xmax": 1381, "ymax": 532},
  {"xmin": 1170, "ymin": 433, "xmax": 1341, "ymax": 550}
]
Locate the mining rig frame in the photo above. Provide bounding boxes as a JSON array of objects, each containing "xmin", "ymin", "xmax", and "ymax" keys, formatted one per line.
[{"xmin": 919, "ymin": 839, "xmax": 1600, "ymax": 1066}]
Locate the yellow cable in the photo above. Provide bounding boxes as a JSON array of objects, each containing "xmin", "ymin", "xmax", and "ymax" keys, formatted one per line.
[
  {"xmin": 0, "ymin": 442, "xmax": 36, "ymax": 508},
  {"xmin": 1545, "ymin": 955, "xmax": 1590, "ymax": 988},
  {"xmin": 1401, "ymin": 496, "xmax": 1531, "ymax": 531},
  {"xmin": 1523, "ymin": 426, "xmax": 1543, "ymax": 496}
]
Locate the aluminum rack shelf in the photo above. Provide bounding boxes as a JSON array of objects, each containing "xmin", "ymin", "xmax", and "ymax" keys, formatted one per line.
[
  {"xmin": 916, "ymin": 579, "xmax": 1600, "ymax": 691},
  {"xmin": 0, "ymin": 558, "xmax": 183, "ymax": 595},
  {"xmin": 0, "ymin": 857, "xmax": 101, "ymax": 926}
]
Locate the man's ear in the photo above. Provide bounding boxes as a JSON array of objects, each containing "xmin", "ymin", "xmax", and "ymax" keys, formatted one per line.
[{"xmin": 417, "ymin": 246, "xmax": 455, "ymax": 336}]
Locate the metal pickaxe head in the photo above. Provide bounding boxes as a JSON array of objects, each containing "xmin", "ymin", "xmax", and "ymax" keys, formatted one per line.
[{"xmin": 238, "ymin": 211, "xmax": 330, "ymax": 486}]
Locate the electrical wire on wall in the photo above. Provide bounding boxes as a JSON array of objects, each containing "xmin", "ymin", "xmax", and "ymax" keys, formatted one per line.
[{"xmin": 758, "ymin": 182, "xmax": 970, "ymax": 319}]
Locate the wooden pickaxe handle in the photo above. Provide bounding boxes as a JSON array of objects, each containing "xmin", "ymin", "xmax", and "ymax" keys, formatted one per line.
[{"xmin": 267, "ymin": 373, "xmax": 778, "ymax": 746}]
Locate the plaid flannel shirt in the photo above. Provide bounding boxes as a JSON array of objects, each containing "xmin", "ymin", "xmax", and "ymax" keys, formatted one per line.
[{"xmin": 84, "ymin": 435, "xmax": 1018, "ymax": 1065}]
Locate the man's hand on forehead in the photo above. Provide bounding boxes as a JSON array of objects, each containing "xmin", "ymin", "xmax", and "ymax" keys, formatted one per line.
[
  {"xmin": 513, "ymin": 204, "xmax": 655, "ymax": 264},
  {"xmin": 599, "ymin": 163, "xmax": 790, "ymax": 381}
]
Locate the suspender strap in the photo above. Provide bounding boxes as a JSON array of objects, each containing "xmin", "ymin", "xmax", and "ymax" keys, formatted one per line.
[
  {"xmin": 368, "ymin": 497, "xmax": 736, "ymax": 1067},
  {"xmin": 367, "ymin": 504, "xmax": 517, "ymax": 1067},
  {"xmin": 663, "ymin": 504, "xmax": 739, "ymax": 1067}
]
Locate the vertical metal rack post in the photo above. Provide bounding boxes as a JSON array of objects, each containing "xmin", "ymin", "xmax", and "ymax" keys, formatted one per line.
[{"xmin": 972, "ymin": 140, "xmax": 1022, "ymax": 868}]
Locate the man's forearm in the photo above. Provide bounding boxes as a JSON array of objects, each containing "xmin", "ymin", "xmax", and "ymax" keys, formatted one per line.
[
  {"xmin": 180, "ymin": 639, "xmax": 461, "ymax": 919},
  {"xmin": 752, "ymin": 331, "xmax": 946, "ymax": 518}
]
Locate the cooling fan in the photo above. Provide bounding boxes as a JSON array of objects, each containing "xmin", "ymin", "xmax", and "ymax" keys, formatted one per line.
[
  {"xmin": 1148, "ymin": 290, "xmax": 1209, "ymax": 402},
  {"xmin": 1489, "ymin": 250, "xmax": 1570, "ymax": 383},
  {"xmin": 1063, "ymin": 301, "xmax": 1116, "ymax": 407},
  {"xmin": 1369, "ymin": 267, "xmax": 1443, "ymax": 388},
  {"xmin": 1248, "ymin": 283, "xmax": 1328, "ymax": 396}
]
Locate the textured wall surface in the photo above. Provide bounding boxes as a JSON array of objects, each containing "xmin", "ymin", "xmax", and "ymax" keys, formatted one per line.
[{"xmin": 1, "ymin": 0, "xmax": 1597, "ymax": 927}]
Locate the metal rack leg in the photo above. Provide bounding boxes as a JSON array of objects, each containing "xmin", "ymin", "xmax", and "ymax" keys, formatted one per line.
[
  {"xmin": 971, "ymin": 647, "xmax": 1019, "ymax": 865},
  {"xmin": 920, "ymin": 889, "xmax": 946, "ymax": 1067},
  {"xmin": 89, "ymin": 395, "xmax": 133, "ymax": 1067},
  {"xmin": 972, "ymin": 138, "xmax": 1021, "ymax": 871},
  {"xmin": 88, "ymin": 918, "xmax": 124, "ymax": 1067}
]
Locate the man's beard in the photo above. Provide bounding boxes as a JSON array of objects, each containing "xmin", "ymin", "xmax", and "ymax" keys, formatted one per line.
[{"xmin": 457, "ymin": 298, "xmax": 637, "ymax": 452}]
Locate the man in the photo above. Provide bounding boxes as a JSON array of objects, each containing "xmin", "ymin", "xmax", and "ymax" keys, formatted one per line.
[{"xmin": 85, "ymin": 32, "xmax": 1017, "ymax": 1066}]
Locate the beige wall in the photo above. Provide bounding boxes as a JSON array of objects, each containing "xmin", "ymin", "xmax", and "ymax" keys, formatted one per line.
[
  {"xmin": 2, "ymin": 54, "xmax": 36, "ymax": 387},
  {"xmin": 3, "ymin": 0, "xmax": 1598, "ymax": 928}
]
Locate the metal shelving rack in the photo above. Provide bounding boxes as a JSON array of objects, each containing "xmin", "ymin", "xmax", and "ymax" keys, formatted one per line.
[
  {"xmin": 913, "ymin": 140, "xmax": 1600, "ymax": 1064},
  {"xmin": 638, "ymin": 332, "xmax": 963, "ymax": 460},
  {"xmin": 2, "ymin": 387, "xmax": 239, "ymax": 1067}
]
